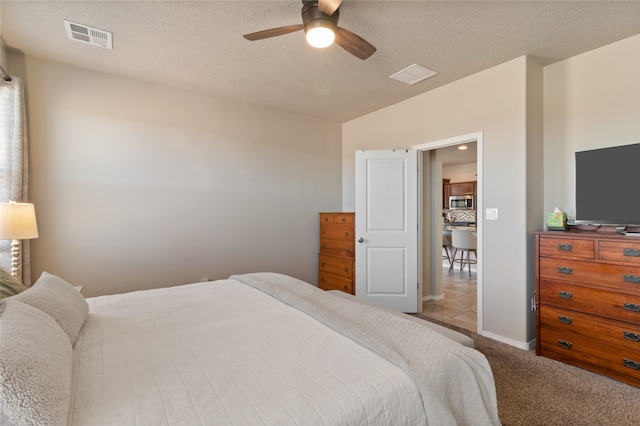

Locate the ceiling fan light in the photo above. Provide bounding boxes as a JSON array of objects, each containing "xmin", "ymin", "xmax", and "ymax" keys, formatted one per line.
[{"xmin": 305, "ymin": 22, "xmax": 335, "ymax": 48}]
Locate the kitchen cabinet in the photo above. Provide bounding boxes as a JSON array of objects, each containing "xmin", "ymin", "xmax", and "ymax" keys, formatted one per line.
[
  {"xmin": 443, "ymin": 183, "xmax": 451, "ymax": 209},
  {"xmin": 449, "ymin": 181, "xmax": 475, "ymax": 196},
  {"xmin": 443, "ymin": 181, "xmax": 476, "ymax": 208}
]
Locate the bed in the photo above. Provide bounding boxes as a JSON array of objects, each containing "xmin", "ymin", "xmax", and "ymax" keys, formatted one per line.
[{"xmin": 0, "ymin": 271, "xmax": 500, "ymax": 425}]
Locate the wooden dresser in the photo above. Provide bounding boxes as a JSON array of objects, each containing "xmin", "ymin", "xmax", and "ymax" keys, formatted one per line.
[
  {"xmin": 535, "ymin": 230, "xmax": 640, "ymax": 387},
  {"xmin": 318, "ymin": 212, "xmax": 355, "ymax": 294}
]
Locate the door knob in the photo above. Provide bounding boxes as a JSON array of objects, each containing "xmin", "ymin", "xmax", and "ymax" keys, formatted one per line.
[{"xmin": 357, "ymin": 238, "xmax": 364, "ymax": 243}]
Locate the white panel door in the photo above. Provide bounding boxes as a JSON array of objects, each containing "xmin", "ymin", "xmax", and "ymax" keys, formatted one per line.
[{"xmin": 355, "ymin": 150, "xmax": 419, "ymax": 313}]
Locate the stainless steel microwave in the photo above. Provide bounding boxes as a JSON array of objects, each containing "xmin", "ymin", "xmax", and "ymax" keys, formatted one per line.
[{"xmin": 449, "ymin": 195, "xmax": 474, "ymax": 210}]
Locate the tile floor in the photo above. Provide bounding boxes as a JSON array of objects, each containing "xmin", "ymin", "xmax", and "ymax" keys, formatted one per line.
[{"xmin": 420, "ymin": 256, "xmax": 477, "ymax": 332}]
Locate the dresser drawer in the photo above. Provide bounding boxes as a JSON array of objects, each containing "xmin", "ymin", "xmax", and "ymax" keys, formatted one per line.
[
  {"xmin": 599, "ymin": 240, "xmax": 640, "ymax": 266},
  {"xmin": 536, "ymin": 231, "xmax": 640, "ymax": 388},
  {"xmin": 539, "ymin": 327, "xmax": 640, "ymax": 386},
  {"xmin": 539, "ymin": 279, "xmax": 640, "ymax": 324},
  {"xmin": 320, "ymin": 239, "xmax": 355, "ymax": 259},
  {"xmin": 319, "ymin": 213, "xmax": 354, "ymax": 224},
  {"xmin": 320, "ymin": 223, "xmax": 354, "ymax": 241},
  {"xmin": 540, "ymin": 304, "xmax": 640, "ymax": 351},
  {"xmin": 539, "ymin": 237, "xmax": 595, "ymax": 259},
  {"xmin": 319, "ymin": 254, "xmax": 353, "ymax": 279},
  {"xmin": 318, "ymin": 272, "xmax": 354, "ymax": 294},
  {"xmin": 539, "ymin": 257, "xmax": 640, "ymax": 294}
]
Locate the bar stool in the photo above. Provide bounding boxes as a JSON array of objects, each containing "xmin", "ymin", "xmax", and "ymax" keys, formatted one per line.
[
  {"xmin": 449, "ymin": 229, "xmax": 477, "ymax": 274},
  {"xmin": 442, "ymin": 229, "xmax": 453, "ymax": 265}
]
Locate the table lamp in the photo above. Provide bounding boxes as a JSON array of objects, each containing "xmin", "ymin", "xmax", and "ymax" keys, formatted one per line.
[{"xmin": 0, "ymin": 201, "xmax": 39, "ymax": 281}]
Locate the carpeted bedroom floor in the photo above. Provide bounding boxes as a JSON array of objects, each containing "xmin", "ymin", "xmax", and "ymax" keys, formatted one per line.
[{"xmin": 410, "ymin": 315, "xmax": 640, "ymax": 426}]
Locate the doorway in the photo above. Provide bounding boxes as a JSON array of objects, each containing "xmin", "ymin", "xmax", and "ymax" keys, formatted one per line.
[{"xmin": 412, "ymin": 132, "xmax": 483, "ymax": 333}]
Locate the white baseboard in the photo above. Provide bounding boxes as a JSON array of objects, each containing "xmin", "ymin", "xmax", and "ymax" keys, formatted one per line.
[
  {"xmin": 422, "ymin": 293, "xmax": 445, "ymax": 302},
  {"xmin": 481, "ymin": 330, "xmax": 535, "ymax": 351}
]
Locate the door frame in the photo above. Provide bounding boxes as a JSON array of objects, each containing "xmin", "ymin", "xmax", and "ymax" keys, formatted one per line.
[{"xmin": 412, "ymin": 131, "xmax": 484, "ymax": 333}]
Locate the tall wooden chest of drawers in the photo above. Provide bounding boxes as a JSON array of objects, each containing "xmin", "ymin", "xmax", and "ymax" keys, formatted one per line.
[
  {"xmin": 535, "ymin": 231, "xmax": 640, "ymax": 387},
  {"xmin": 318, "ymin": 212, "xmax": 355, "ymax": 294}
]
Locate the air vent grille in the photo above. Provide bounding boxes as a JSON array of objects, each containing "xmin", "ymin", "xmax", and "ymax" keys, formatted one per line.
[
  {"xmin": 64, "ymin": 20, "xmax": 112, "ymax": 49},
  {"xmin": 389, "ymin": 64, "xmax": 437, "ymax": 86}
]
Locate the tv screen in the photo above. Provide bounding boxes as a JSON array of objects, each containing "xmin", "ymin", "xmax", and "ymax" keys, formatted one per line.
[{"xmin": 575, "ymin": 143, "xmax": 640, "ymax": 226}]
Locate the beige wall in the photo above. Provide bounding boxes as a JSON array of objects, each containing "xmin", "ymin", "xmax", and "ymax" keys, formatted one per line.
[
  {"xmin": 443, "ymin": 162, "xmax": 477, "ymax": 183},
  {"xmin": 0, "ymin": 6, "xmax": 3, "ymax": 66},
  {"xmin": 17, "ymin": 55, "xmax": 342, "ymax": 297},
  {"xmin": 342, "ymin": 56, "xmax": 543, "ymax": 347},
  {"xmin": 10, "ymin": 33, "xmax": 638, "ymax": 346},
  {"xmin": 543, "ymin": 34, "xmax": 640, "ymax": 221},
  {"xmin": 342, "ymin": 35, "xmax": 639, "ymax": 347}
]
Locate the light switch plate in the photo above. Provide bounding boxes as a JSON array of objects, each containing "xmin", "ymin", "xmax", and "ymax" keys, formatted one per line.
[{"xmin": 486, "ymin": 208, "xmax": 498, "ymax": 220}]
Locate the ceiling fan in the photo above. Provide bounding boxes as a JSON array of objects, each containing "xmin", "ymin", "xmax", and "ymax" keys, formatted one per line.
[{"xmin": 243, "ymin": 0, "xmax": 376, "ymax": 60}]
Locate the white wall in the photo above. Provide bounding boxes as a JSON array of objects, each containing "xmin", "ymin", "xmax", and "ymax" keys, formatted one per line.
[
  {"xmin": 17, "ymin": 55, "xmax": 343, "ymax": 297},
  {"xmin": 443, "ymin": 163, "xmax": 477, "ymax": 183},
  {"xmin": 342, "ymin": 35, "xmax": 639, "ymax": 347},
  {"xmin": 343, "ymin": 56, "xmax": 543, "ymax": 347},
  {"xmin": 544, "ymin": 34, "xmax": 640, "ymax": 221},
  {"xmin": 12, "ymin": 33, "xmax": 637, "ymax": 344}
]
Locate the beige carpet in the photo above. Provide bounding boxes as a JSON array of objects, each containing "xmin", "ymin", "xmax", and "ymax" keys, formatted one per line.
[{"xmin": 411, "ymin": 315, "xmax": 640, "ymax": 426}]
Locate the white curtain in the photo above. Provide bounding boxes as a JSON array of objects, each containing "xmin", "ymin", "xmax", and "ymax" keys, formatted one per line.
[{"xmin": 0, "ymin": 75, "xmax": 32, "ymax": 284}]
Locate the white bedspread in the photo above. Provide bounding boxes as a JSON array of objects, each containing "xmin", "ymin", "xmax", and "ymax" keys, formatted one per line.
[
  {"xmin": 70, "ymin": 273, "xmax": 500, "ymax": 425},
  {"xmin": 70, "ymin": 277, "xmax": 427, "ymax": 425}
]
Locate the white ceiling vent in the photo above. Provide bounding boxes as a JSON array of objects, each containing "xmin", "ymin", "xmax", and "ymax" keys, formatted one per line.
[
  {"xmin": 390, "ymin": 64, "xmax": 437, "ymax": 85},
  {"xmin": 64, "ymin": 20, "xmax": 112, "ymax": 49}
]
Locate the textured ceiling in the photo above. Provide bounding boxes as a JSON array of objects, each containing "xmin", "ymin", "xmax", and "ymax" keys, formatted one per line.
[{"xmin": 2, "ymin": 1, "xmax": 640, "ymax": 123}]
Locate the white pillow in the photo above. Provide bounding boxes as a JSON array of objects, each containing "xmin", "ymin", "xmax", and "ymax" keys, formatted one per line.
[
  {"xmin": 14, "ymin": 272, "xmax": 89, "ymax": 344},
  {"xmin": 0, "ymin": 299, "xmax": 73, "ymax": 426}
]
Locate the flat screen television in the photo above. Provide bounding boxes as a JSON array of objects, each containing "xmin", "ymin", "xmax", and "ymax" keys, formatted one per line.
[{"xmin": 575, "ymin": 143, "xmax": 640, "ymax": 226}]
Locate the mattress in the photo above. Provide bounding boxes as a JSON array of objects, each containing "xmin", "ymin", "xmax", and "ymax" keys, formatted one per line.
[
  {"xmin": 69, "ymin": 278, "xmax": 426, "ymax": 425},
  {"xmin": 67, "ymin": 273, "xmax": 499, "ymax": 425}
]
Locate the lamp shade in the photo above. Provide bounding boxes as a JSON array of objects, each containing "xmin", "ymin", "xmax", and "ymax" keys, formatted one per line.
[{"xmin": 0, "ymin": 202, "xmax": 39, "ymax": 240}]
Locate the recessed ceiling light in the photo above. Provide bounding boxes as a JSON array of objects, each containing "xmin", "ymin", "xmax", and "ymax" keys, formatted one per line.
[
  {"xmin": 389, "ymin": 64, "xmax": 437, "ymax": 85},
  {"xmin": 458, "ymin": 145, "xmax": 468, "ymax": 150}
]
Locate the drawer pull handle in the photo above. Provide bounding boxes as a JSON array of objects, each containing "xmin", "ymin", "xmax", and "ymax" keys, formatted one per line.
[
  {"xmin": 558, "ymin": 291, "xmax": 573, "ymax": 300},
  {"xmin": 344, "ymin": 247, "xmax": 351, "ymax": 253},
  {"xmin": 623, "ymin": 274, "xmax": 640, "ymax": 284},
  {"xmin": 321, "ymin": 262, "xmax": 325, "ymax": 267},
  {"xmin": 558, "ymin": 244, "xmax": 573, "ymax": 251},
  {"xmin": 557, "ymin": 266, "xmax": 573, "ymax": 274},
  {"xmin": 623, "ymin": 331, "xmax": 640, "ymax": 342},
  {"xmin": 558, "ymin": 340, "xmax": 573, "ymax": 350},
  {"xmin": 558, "ymin": 315, "xmax": 573, "ymax": 324},
  {"xmin": 344, "ymin": 231, "xmax": 350, "ymax": 237},
  {"xmin": 623, "ymin": 359, "xmax": 640, "ymax": 370},
  {"xmin": 344, "ymin": 267, "xmax": 349, "ymax": 272},
  {"xmin": 322, "ymin": 244, "xmax": 326, "ymax": 249},
  {"xmin": 623, "ymin": 248, "xmax": 640, "ymax": 257},
  {"xmin": 624, "ymin": 303, "xmax": 640, "ymax": 312}
]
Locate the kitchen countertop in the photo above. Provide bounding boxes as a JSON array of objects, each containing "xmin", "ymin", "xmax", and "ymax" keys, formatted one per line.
[{"xmin": 443, "ymin": 226, "xmax": 477, "ymax": 231}]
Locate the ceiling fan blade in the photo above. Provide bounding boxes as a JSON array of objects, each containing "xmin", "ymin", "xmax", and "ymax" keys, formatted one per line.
[
  {"xmin": 318, "ymin": 0, "xmax": 342, "ymax": 16},
  {"xmin": 243, "ymin": 24, "xmax": 304, "ymax": 41},
  {"xmin": 334, "ymin": 27, "xmax": 376, "ymax": 60}
]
